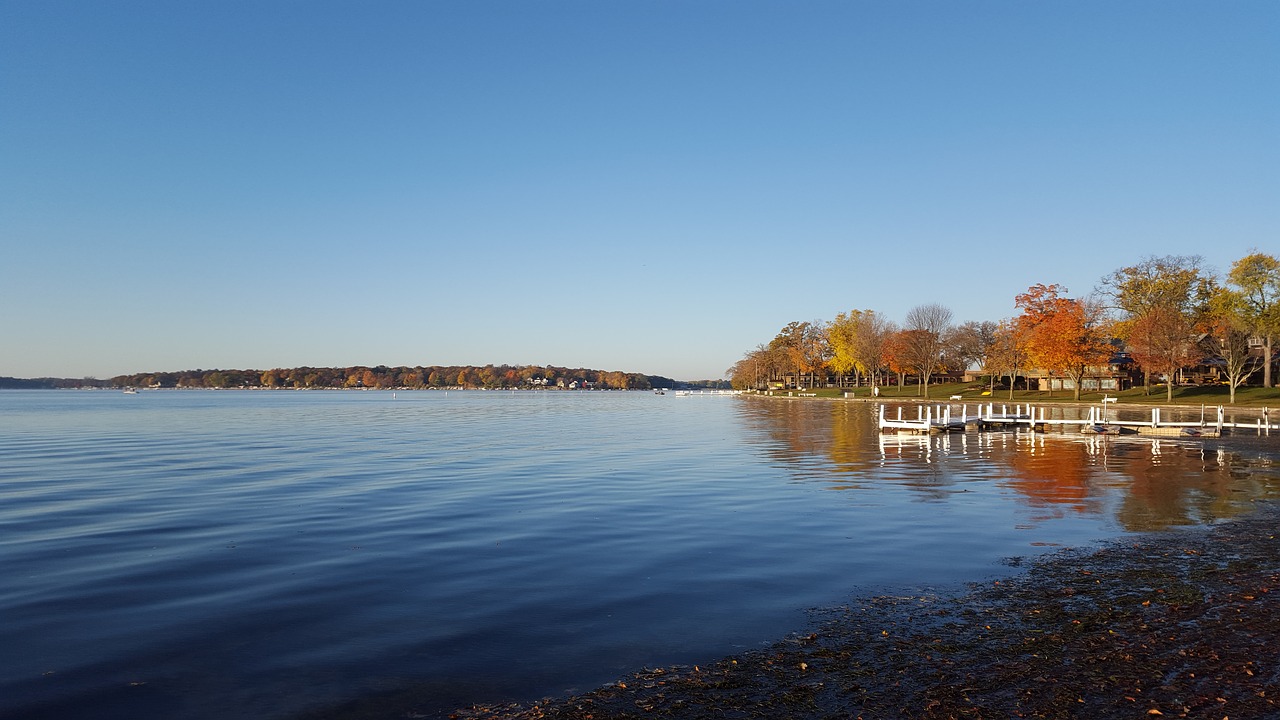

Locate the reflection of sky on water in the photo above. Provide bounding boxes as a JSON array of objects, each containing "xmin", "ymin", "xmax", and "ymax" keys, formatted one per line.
[{"xmin": 736, "ymin": 399, "xmax": 1280, "ymax": 533}]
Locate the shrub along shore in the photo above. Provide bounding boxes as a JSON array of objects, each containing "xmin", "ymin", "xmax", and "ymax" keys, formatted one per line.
[{"xmin": 451, "ymin": 502, "xmax": 1280, "ymax": 720}]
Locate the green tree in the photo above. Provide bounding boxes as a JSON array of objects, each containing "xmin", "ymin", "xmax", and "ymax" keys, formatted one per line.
[
  {"xmin": 1227, "ymin": 252, "xmax": 1280, "ymax": 388},
  {"xmin": 1207, "ymin": 285, "xmax": 1262, "ymax": 403},
  {"xmin": 1098, "ymin": 255, "xmax": 1212, "ymax": 392}
]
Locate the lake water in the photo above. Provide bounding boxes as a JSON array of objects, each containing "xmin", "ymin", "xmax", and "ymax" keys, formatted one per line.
[{"xmin": 3, "ymin": 390, "xmax": 1278, "ymax": 719}]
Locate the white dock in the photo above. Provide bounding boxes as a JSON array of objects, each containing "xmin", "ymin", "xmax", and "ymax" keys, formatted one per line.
[
  {"xmin": 877, "ymin": 404, "xmax": 968, "ymax": 434},
  {"xmin": 877, "ymin": 402, "xmax": 1275, "ymax": 437}
]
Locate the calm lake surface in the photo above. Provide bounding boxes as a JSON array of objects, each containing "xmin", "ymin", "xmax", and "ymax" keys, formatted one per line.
[{"xmin": 3, "ymin": 390, "xmax": 1279, "ymax": 719}]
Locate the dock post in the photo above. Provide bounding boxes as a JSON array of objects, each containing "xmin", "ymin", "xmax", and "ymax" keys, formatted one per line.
[{"xmin": 1217, "ymin": 406, "xmax": 1224, "ymax": 433}]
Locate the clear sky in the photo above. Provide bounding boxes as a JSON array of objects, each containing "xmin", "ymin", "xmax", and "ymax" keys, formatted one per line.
[{"xmin": 2, "ymin": 1, "xmax": 1276, "ymax": 381}]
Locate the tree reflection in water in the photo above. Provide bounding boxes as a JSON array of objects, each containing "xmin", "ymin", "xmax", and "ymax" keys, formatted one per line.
[{"xmin": 735, "ymin": 399, "xmax": 1280, "ymax": 533}]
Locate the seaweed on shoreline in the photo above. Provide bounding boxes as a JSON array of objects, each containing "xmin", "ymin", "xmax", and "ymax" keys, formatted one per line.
[{"xmin": 453, "ymin": 503, "xmax": 1280, "ymax": 720}]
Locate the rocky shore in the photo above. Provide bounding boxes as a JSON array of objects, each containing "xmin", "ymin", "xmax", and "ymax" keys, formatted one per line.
[{"xmin": 454, "ymin": 502, "xmax": 1279, "ymax": 720}]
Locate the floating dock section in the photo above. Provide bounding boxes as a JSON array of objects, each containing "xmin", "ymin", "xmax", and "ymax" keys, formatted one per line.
[{"xmin": 877, "ymin": 404, "xmax": 970, "ymax": 434}]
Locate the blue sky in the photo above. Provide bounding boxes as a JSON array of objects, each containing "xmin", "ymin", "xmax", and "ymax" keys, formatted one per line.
[{"xmin": 2, "ymin": 1, "xmax": 1276, "ymax": 380}]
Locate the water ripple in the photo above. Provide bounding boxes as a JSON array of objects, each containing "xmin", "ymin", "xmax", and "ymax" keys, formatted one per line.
[{"xmin": 2, "ymin": 390, "xmax": 1278, "ymax": 720}]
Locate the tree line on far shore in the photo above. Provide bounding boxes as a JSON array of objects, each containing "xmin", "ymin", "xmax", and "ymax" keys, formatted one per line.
[
  {"xmin": 728, "ymin": 252, "xmax": 1280, "ymax": 403},
  {"xmin": 97, "ymin": 364, "xmax": 710, "ymax": 391}
]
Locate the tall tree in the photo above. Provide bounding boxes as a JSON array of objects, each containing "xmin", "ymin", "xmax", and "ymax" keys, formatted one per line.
[
  {"xmin": 852, "ymin": 311, "xmax": 895, "ymax": 391},
  {"xmin": 1227, "ymin": 252, "xmax": 1280, "ymax": 388},
  {"xmin": 1098, "ymin": 254, "xmax": 1209, "ymax": 319},
  {"xmin": 988, "ymin": 319, "xmax": 1029, "ymax": 400},
  {"xmin": 947, "ymin": 320, "xmax": 998, "ymax": 392},
  {"xmin": 727, "ymin": 345, "xmax": 781, "ymax": 390},
  {"xmin": 883, "ymin": 330, "xmax": 912, "ymax": 390},
  {"xmin": 1125, "ymin": 304, "xmax": 1196, "ymax": 402},
  {"xmin": 801, "ymin": 320, "xmax": 833, "ymax": 388},
  {"xmin": 1206, "ymin": 286, "xmax": 1263, "ymax": 404},
  {"xmin": 826, "ymin": 311, "xmax": 862, "ymax": 387},
  {"xmin": 769, "ymin": 321, "xmax": 831, "ymax": 389},
  {"xmin": 768, "ymin": 322, "xmax": 804, "ymax": 388},
  {"xmin": 1097, "ymin": 255, "xmax": 1212, "ymax": 392},
  {"xmin": 1015, "ymin": 284, "xmax": 1113, "ymax": 401},
  {"xmin": 902, "ymin": 303, "xmax": 954, "ymax": 399}
]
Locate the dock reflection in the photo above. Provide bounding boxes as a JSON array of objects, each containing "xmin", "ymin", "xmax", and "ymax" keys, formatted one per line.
[{"xmin": 737, "ymin": 399, "xmax": 1280, "ymax": 532}]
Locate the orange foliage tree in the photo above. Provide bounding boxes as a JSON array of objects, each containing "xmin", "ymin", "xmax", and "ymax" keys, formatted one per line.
[
  {"xmin": 1015, "ymin": 284, "xmax": 1113, "ymax": 400},
  {"xmin": 1124, "ymin": 304, "xmax": 1196, "ymax": 402},
  {"xmin": 987, "ymin": 319, "xmax": 1030, "ymax": 400}
]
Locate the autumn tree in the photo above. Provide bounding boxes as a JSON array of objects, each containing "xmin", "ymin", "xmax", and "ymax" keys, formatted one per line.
[
  {"xmin": 882, "ymin": 329, "xmax": 912, "ymax": 390},
  {"xmin": 769, "ymin": 321, "xmax": 830, "ymax": 389},
  {"xmin": 1206, "ymin": 286, "xmax": 1263, "ymax": 403},
  {"xmin": 1098, "ymin": 254, "xmax": 1210, "ymax": 320},
  {"xmin": 762, "ymin": 344, "xmax": 790, "ymax": 387},
  {"xmin": 826, "ymin": 311, "xmax": 861, "ymax": 387},
  {"xmin": 801, "ymin": 321, "xmax": 832, "ymax": 388},
  {"xmin": 988, "ymin": 319, "xmax": 1029, "ymax": 400},
  {"xmin": 900, "ymin": 303, "xmax": 954, "ymax": 398},
  {"xmin": 1227, "ymin": 252, "xmax": 1280, "ymax": 388},
  {"xmin": 1097, "ymin": 255, "xmax": 1213, "ymax": 392},
  {"xmin": 727, "ymin": 347, "xmax": 768, "ymax": 390},
  {"xmin": 1125, "ymin": 304, "xmax": 1196, "ymax": 402},
  {"xmin": 852, "ymin": 311, "xmax": 895, "ymax": 391},
  {"xmin": 1015, "ymin": 284, "xmax": 1113, "ymax": 401},
  {"xmin": 947, "ymin": 320, "xmax": 998, "ymax": 392},
  {"xmin": 828, "ymin": 310, "xmax": 887, "ymax": 388},
  {"xmin": 767, "ymin": 322, "xmax": 803, "ymax": 387},
  {"xmin": 728, "ymin": 342, "xmax": 788, "ymax": 390}
]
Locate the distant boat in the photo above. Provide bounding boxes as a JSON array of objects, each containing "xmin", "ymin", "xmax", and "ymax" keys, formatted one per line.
[{"xmin": 122, "ymin": 388, "xmax": 138, "ymax": 394}]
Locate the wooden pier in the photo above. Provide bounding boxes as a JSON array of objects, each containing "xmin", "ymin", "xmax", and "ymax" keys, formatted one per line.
[{"xmin": 878, "ymin": 402, "xmax": 1275, "ymax": 437}]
